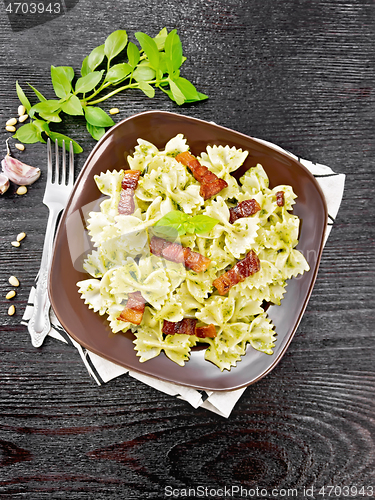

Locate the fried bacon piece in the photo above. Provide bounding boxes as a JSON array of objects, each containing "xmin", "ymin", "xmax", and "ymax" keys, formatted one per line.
[
  {"xmin": 162, "ymin": 319, "xmax": 217, "ymax": 339},
  {"xmin": 122, "ymin": 170, "xmax": 141, "ymax": 190},
  {"xmin": 275, "ymin": 190, "xmax": 285, "ymax": 207},
  {"xmin": 148, "ymin": 236, "xmax": 167, "ymax": 256},
  {"xmin": 175, "ymin": 151, "xmax": 228, "ymax": 200},
  {"xmin": 161, "ymin": 241, "xmax": 185, "ymax": 264},
  {"xmin": 229, "ymin": 198, "xmax": 261, "ymax": 223},
  {"xmin": 118, "ymin": 190, "xmax": 134, "ymax": 215},
  {"xmin": 117, "ymin": 291, "xmax": 145, "ymax": 325},
  {"xmin": 195, "ymin": 323, "xmax": 217, "ymax": 339},
  {"xmin": 162, "ymin": 318, "xmax": 197, "ymax": 336},
  {"xmin": 150, "ymin": 237, "xmax": 184, "ymax": 261},
  {"xmin": 213, "ymin": 250, "xmax": 261, "ymax": 295},
  {"xmin": 150, "ymin": 236, "xmax": 211, "ymax": 273},
  {"xmin": 117, "ymin": 170, "xmax": 141, "ymax": 215},
  {"xmin": 184, "ymin": 249, "xmax": 210, "ymax": 272}
]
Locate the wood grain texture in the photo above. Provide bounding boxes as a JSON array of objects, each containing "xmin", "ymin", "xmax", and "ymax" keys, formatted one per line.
[{"xmin": 0, "ymin": 0, "xmax": 374, "ymax": 497}]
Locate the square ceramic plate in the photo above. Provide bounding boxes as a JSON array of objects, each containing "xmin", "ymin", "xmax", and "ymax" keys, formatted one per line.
[{"xmin": 49, "ymin": 111, "xmax": 327, "ymax": 391}]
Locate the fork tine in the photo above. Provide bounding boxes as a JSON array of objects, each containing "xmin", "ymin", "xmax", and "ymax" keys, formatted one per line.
[
  {"xmin": 47, "ymin": 139, "xmax": 52, "ymax": 184},
  {"xmin": 69, "ymin": 141, "xmax": 74, "ymax": 186},
  {"xmin": 61, "ymin": 140, "xmax": 66, "ymax": 185},
  {"xmin": 54, "ymin": 139, "xmax": 59, "ymax": 183}
]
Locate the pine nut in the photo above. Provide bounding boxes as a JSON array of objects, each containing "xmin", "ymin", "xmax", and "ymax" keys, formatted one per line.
[
  {"xmin": 8, "ymin": 305, "xmax": 15, "ymax": 316},
  {"xmin": 11, "ymin": 241, "xmax": 20, "ymax": 247},
  {"xmin": 15, "ymin": 143, "xmax": 25, "ymax": 151},
  {"xmin": 17, "ymin": 232, "xmax": 26, "ymax": 241},
  {"xmin": 16, "ymin": 186, "xmax": 27, "ymax": 195},
  {"xmin": 9, "ymin": 276, "xmax": 19, "ymax": 287},
  {"xmin": 6, "ymin": 125, "xmax": 16, "ymax": 132},
  {"xmin": 6, "ymin": 118, "xmax": 17, "ymax": 126},
  {"xmin": 18, "ymin": 114, "xmax": 28, "ymax": 123},
  {"xmin": 6, "ymin": 290, "xmax": 16, "ymax": 300},
  {"xmin": 18, "ymin": 105, "xmax": 26, "ymax": 116},
  {"xmin": 109, "ymin": 108, "xmax": 120, "ymax": 115}
]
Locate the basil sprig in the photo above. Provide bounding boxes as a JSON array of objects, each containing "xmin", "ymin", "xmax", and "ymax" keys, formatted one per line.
[
  {"xmin": 13, "ymin": 28, "xmax": 208, "ymax": 153},
  {"xmin": 153, "ymin": 211, "xmax": 218, "ymax": 239}
]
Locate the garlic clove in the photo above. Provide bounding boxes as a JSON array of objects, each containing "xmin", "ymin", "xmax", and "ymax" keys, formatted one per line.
[
  {"xmin": 0, "ymin": 173, "xmax": 10, "ymax": 194},
  {"xmin": 1, "ymin": 154, "xmax": 41, "ymax": 186}
]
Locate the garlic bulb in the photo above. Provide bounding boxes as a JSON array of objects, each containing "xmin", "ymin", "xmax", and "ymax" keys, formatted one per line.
[
  {"xmin": 0, "ymin": 173, "xmax": 10, "ymax": 194},
  {"xmin": 1, "ymin": 154, "xmax": 40, "ymax": 186}
]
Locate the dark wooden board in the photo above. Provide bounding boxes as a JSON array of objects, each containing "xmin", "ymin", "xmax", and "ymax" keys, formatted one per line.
[{"xmin": 0, "ymin": 0, "xmax": 374, "ymax": 497}]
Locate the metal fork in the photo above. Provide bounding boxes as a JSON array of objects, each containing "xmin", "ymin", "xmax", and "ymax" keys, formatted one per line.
[{"xmin": 27, "ymin": 139, "xmax": 75, "ymax": 347}]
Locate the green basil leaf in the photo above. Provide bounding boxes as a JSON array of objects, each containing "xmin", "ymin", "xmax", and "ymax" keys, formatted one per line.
[
  {"xmin": 33, "ymin": 119, "xmax": 50, "ymax": 134},
  {"xmin": 173, "ymin": 77, "xmax": 208, "ymax": 103},
  {"xmin": 12, "ymin": 123, "xmax": 40, "ymax": 143},
  {"xmin": 39, "ymin": 111, "xmax": 62, "ymax": 123},
  {"xmin": 88, "ymin": 44, "xmax": 105, "ymax": 71},
  {"xmin": 154, "ymin": 211, "xmax": 189, "ymax": 235},
  {"xmin": 16, "ymin": 81, "xmax": 31, "ymax": 112},
  {"xmin": 27, "ymin": 83, "xmax": 47, "ymax": 102},
  {"xmin": 158, "ymin": 52, "xmax": 168, "ymax": 75},
  {"xmin": 190, "ymin": 215, "xmax": 219, "ymax": 234},
  {"xmin": 164, "ymin": 30, "xmax": 183, "ymax": 74},
  {"xmin": 155, "ymin": 68, "xmax": 163, "ymax": 81},
  {"xmin": 168, "ymin": 79, "xmax": 185, "ymax": 105},
  {"xmin": 60, "ymin": 66, "xmax": 75, "ymax": 82},
  {"xmin": 196, "ymin": 91, "xmax": 209, "ymax": 101},
  {"xmin": 84, "ymin": 106, "xmax": 115, "ymax": 127},
  {"xmin": 81, "ymin": 55, "xmax": 90, "ymax": 77},
  {"xmin": 104, "ymin": 30, "xmax": 128, "ymax": 61},
  {"xmin": 61, "ymin": 95, "xmax": 84, "ymax": 116},
  {"xmin": 173, "ymin": 77, "xmax": 200, "ymax": 101},
  {"xmin": 127, "ymin": 41, "xmax": 140, "ymax": 68},
  {"xmin": 151, "ymin": 225, "xmax": 180, "ymax": 240},
  {"xmin": 133, "ymin": 65, "xmax": 156, "ymax": 82},
  {"xmin": 30, "ymin": 99, "xmax": 61, "ymax": 115},
  {"xmin": 86, "ymin": 122, "xmax": 106, "ymax": 141},
  {"xmin": 48, "ymin": 131, "xmax": 83, "ymax": 153},
  {"xmin": 155, "ymin": 210, "xmax": 188, "ymax": 226},
  {"xmin": 180, "ymin": 91, "xmax": 208, "ymax": 104},
  {"xmin": 185, "ymin": 221, "xmax": 197, "ymax": 234},
  {"xmin": 153, "ymin": 27, "xmax": 168, "ymax": 51},
  {"xmin": 51, "ymin": 65, "xmax": 72, "ymax": 99},
  {"xmin": 138, "ymin": 81, "xmax": 155, "ymax": 98},
  {"xmin": 105, "ymin": 63, "xmax": 132, "ymax": 84},
  {"xmin": 75, "ymin": 71, "xmax": 103, "ymax": 94},
  {"xmin": 153, "ymin": 211, "xmax": 218, "ymax": 236},
  {"xmin": 135, "ymin": 32, "xmax": 159, "ymax": 70}
]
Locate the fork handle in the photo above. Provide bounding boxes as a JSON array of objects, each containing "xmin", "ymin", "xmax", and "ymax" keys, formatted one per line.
[{"xmin": 27, "ymin": 207, "xmax": 61, "ymax": 348}]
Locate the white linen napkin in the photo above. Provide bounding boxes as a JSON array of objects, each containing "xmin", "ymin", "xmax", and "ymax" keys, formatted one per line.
[{"xmin": 21, "ymin": 138, "xmax": 345, "ymax": 418}]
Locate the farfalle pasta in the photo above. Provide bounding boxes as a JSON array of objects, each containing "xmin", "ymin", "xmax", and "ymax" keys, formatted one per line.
[{"xmin": 77, "ymin": 135, "xmax": 309, "ymax": 371}]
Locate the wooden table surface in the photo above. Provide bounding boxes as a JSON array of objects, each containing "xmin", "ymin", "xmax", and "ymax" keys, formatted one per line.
[{"xmin": 0, "ymin": 0, "xmax": 374, "ymax": 498}]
